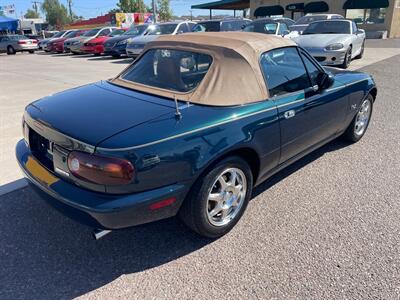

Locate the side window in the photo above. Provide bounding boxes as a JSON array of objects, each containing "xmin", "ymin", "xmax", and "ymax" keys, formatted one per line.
[
  {"xmin": 178, "ymin": 23, "xmax": 189, "ymax": 33},
  {"xmin": 99, "ymin": 29, "xmax": 110, "ymax": 36},
  {"xmin": 221, "ymin": 21, "xmax": 233, "ymax": 31},
  {"xmin": 188, "ymin": 22, "xmax": 196, "ymax": 31},
  {"xmin": 260, "ymin": 47, "xmax": 311, "ymax": 97},
  {"xmin": 351, "ymin": 21, "xmax": 357, "ymax": 33},
  {"xmin": 300, "ymin": 51, "xmax": 321, "ymax": 86},
  {"xmin": 278, "ymin": 23, "xmax": 289, "ymax": 35}
]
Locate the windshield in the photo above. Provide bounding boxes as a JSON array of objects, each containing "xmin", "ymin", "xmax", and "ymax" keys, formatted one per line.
[
  {"xmin": 65, "ymin": 31, "xmax": 78, "ymax": 38},
  {"xmin": 109, "ymin": 29, "xmax": 126, "ymax": 37},
  {"xmin": 303, "ymin": 21, "xmax": 350, "ymax": 34},
  {"xmin": 295, "ymin": 15, "xmax": 327, "ymax": 25},
  {"xmin": 192, "ymin": 22, "xmax": 220, "ymax": 32},
  {"xmin": 148, "ymin": 24, "xmax": 178, "ymax": 35},
  {"xmin": 52, "ymin": 31, "xmax": 65, "ymax": 38},
  {"xmin": 121, "ymin": 49, "xmax": 213, "ymax": 93},
  {"xmin": 244, "ymin": 22, "xmax": 277, "ymax": 34},
  {"xmin": 83, "ymin": 28, "xmax": 100, "ymax": 37},
  {"xmin": 123, "ymin": 25, "xmax": 148, "ymax": 36}
]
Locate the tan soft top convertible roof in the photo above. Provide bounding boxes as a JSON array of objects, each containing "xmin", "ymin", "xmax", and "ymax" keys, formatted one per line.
[{"xmin": 112, "ymin": 32, "xmax": 296, "ymax": 106}]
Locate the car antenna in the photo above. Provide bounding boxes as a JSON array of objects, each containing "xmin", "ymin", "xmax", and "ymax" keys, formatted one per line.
[{"xmin": 174, "ymin": 94, "xmax": 182, "ymax": 119}]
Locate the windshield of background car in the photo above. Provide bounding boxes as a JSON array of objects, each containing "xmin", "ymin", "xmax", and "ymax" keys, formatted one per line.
[
  {"xmin": 192, "ymin": 22, "xmax": 220, "ymax": 32},
  {"xmin": 295, "ymin": 15, "xmax": 327, "ymax": 25},
  {"xmin": 83, "ymin": 28, "xmax": 100, "ymax": 37},
  {"xmin": 148, "ymin": 24, "xmax": 178, "ymax": 35},
  {"xmin": 65, "ymin": 31, "xmax": 78, "ymax": 38},
  {"xmin": 124, "ymin": 25, "xmax": 148, "ymax": 36},
  {"xmin": 303, "ymin": 21, "xmax": 350, "ymax": 34},
  {"xmin": 52, "ymin": 31, "xmax": 65, "ymax": 38},
  {"xmin": 121, "ymin": 49, "xmax": 213, "ymax": 93},
  {"xmin": 244, "ymin": 22, "xmax": 277, "ymax": 34},
  {"xmin": 109, "ymin": 29, "xmax": 126, "ymax": 37}
]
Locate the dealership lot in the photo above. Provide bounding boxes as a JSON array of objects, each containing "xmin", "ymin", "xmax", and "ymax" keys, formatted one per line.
[{"xmin": 1, "ymin": 40, "xmax": 400, "ymax": 298}]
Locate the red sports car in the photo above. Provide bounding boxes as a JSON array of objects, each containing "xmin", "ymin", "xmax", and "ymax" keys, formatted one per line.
[
  {"xmin": 81, "ymin": 28, "xmax": 127, "ymax": 55},
  {"xmin": 49, "ymin": 29, "xmax": 88, "ymax": 53}
]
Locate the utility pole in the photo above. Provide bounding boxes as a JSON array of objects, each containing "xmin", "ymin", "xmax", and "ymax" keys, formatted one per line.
[
  {"xmin": 32, "ymin": 1, "xmax": 41, "ymax": 15},
  {"xmin": 67, "ymin": 0, "xmax": 73, "ymax": 20},
  {"xmin": 190, "ymin": 10, "xmax": 193, "ymax": 21},
  {"xmin": 152, "ymin": 0, "xmax": 157, "ymax": 23}
]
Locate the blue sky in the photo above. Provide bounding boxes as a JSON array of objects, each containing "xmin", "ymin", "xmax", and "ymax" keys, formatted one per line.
[{"xmin": 4, "ymin": 0, "xmax": 236, "ymax": 18}]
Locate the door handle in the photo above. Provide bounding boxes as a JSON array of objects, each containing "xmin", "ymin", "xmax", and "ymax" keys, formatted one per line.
[{"xmin": 284, "ymin": 110, "xmax": 296, "ymax": 119}]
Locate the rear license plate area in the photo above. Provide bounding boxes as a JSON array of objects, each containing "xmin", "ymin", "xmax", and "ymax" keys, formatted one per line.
[{"xmin": 28, "ymin": 127, "xmax": 54, "ymax": 171}]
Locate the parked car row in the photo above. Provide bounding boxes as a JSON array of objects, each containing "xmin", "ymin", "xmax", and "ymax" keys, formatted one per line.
[{"xmin": 2, "ymin": 14, "xmax": 366, "ymax": 69}]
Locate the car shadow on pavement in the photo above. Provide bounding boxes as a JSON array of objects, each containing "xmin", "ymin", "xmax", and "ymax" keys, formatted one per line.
[{"xmin": 0, "ymin": 138, "xmax": 349, "ymax": 298}]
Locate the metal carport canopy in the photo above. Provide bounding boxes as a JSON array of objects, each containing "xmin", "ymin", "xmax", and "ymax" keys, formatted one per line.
[{"xmin": 191, "ymin": 0, "xmax": 250, "ymax": 10}]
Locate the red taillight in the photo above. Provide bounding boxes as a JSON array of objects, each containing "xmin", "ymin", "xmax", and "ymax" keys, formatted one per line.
[
  {"xmin": 149, "ymin": 198, "xmax": 177, "ymax": 210},
  {"xmin": 67, "ymin": 151, "xmax": 134, "ymax": 185},
  {"xmin": 18, "ymin": 40, "xmax": 27, "ymax": 44}
]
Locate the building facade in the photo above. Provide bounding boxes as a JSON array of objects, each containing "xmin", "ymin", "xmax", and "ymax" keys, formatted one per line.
[{"xmin": 250, "ymin": 0, "xmax": 400, "ymax": 38}]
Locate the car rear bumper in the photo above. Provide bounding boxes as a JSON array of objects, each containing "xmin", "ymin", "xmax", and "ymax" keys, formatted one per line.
[
  {"xmin": 16, "ymin": 140, "xmax": 188, "ymax": 230},
  {"xmin": 304, "ymin": 48, "xmax": 347, "ymax": 66},
  {"xmin": 17, "ymin": 44, "xmax": 38, "ymax": 51}
]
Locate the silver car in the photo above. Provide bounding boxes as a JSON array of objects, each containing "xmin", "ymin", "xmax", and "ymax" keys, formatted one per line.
[
  {"xmin": 126, "ymin": 22, "xmax": 196, "ymax": 57},
  {"xmin": 290, "ymin": 14, "xmax": 344, "ymax": 34},
  {"xmin": 292, "ymin": 19, "xmax": 366, "ymax": 68},
  {"xmin": 0, "ymin": 35, "xmax": 38, "ymax": 55}
]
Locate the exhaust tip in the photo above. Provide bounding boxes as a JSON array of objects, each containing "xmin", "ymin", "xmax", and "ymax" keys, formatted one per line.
[{"xmin": 93, "ymin": 229, "xmax": 112, "ymax": 240}]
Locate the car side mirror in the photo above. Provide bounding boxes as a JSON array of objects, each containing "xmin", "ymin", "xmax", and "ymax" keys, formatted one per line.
[
  {"xmin": 356, "ymin": 29, "xmax": 364, "ymax": 35},
  {"xmin": 281, "ymin": 30, "xmax": 290, "ymax": 37},
  {"xmin": 318, "ymin": 72, "xmax": 334, "ymax": 90}
]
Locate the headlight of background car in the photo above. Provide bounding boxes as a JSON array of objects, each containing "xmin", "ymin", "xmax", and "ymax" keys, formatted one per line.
[
  {"xmin": 325, "ymin": 43, "xmax": 344, "ymax": 51},
  {"xmin": 117, "ymin": 39, "xmax": 128, "ymax": 46}
]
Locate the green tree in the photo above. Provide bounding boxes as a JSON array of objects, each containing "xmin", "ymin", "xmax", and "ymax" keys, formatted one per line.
[
  {"xmin": 41, "ymin": 0, "xmax": 69, "ymax": 27},
  {"xmin": 24, "ymin": 9, "xmax": 40, "ymax": 19},
  {"xmin": 116, "ymin": 0, "xmax": 149, "ymax": 13},
  {"xmin": 157, "ymin": 0, "xmax": 172, "ymax": 21}
]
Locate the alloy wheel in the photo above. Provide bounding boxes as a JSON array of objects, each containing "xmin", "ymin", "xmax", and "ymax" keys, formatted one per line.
[
  {"xmin": 354, "ymin": 98, "xmax": 372, "ymax": 136},
  {"xmin": 207, "ymin": 168, "xmax": 247, "ymax": 227}
]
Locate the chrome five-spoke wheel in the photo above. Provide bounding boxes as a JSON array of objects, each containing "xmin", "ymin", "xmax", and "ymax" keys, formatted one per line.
[
  {"xmin": 354, "ymin": 98, "xmax": 372, "ymax": 136},
  {"xmin": 207, "ymin": 168, "xmax": 247, "ymax": 227}
]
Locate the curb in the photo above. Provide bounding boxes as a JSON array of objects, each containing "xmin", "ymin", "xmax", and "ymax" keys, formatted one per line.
[{"xmin": 0, "ymin": 178, "xmax": 28, "ymax": 197}]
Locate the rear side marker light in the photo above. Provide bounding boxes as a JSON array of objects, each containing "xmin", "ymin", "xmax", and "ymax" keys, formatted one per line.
[{"xmin": 149, "ymin": 198, "xmax": 177, "ymax": 210}]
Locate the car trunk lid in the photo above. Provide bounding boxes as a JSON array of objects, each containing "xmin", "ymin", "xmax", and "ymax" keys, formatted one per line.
[{"xmin": 26, "ymin": 81, "xmax": 176, "ymax": 147}]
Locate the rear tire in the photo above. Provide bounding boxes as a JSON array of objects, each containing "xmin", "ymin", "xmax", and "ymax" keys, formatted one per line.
[
  {"xmin": 28, "ymin": 50, "xmax": 35, "ymax": 54},
  {"xmin": 343, "ymin": 94, "xmax": 373, "ymax": 143},
  {"xmin": 112, "ymin": 54, "xmax": 121, "ymax": 58},
  {"xmin": 7, "ymin": 46, "xmax": 16, "ymax": 55},
  {"xmin": 179, "ymin": 156, "xmax": 253, "ymax": 238}
]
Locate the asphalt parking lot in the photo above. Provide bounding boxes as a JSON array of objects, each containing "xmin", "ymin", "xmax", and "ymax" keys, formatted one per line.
[{"xmin": 1, "ymin": 40, "xmax": 400, "ymax": 299}]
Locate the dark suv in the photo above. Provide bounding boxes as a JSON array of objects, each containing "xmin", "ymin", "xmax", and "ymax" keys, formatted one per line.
[{"xmin": 192, "ymin": 18, "xmax": 251, "ymax": 32}]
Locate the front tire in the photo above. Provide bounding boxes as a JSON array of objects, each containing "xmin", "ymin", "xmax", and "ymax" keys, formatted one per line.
[
  {"xmin": 112, "ymin": 54, "xmax": 121, "ymax": 58},
  {"xmin": 343, "ymin": 94, "xmax": 373, "ymax": 143},
  {"xmin": 355, "ymin": 41, "xmax": 365, "ymax": 59},
  {"xmin": 340, "ymin": 47, "xmax": 352, "ymax": 69},
  {"xmin": 179, "ymin": 156, "xmax": 253, "ymax": 238}
]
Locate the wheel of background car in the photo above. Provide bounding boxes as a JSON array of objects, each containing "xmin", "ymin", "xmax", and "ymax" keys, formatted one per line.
[
  {"xmin": 343, "ymin": 94, "xmax": 373, "ymax": 143},
  {"xmin": 7, "ymin": 45, "xmax": 15, "ymax": 55},
  {"xmin": 179, "ymin": 156, "xmax": 253, "ymax": 238},
  {"xmin": 112, "ymin": 54, "xmax": 120, "ymax": 58},
  {"xmin": 355, "ymin": 41, "xmax": 365, "ymax": 59},
  {"xmin": 28, "ymin": 50, "xmax": 35, "ymax": 54},
  {"xmin": 340, "ymin": 47, "xmax": 352, "ymax": 69}
]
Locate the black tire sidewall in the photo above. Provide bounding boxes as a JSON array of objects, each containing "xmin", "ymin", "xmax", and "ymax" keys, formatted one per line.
[
  {"xmin": 184, "ymin": 156, "xmax": 253, "ymax": 238},
  {"xmin": 7, "ymin": 46, "xmax": 15, "ymax": 55}
]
